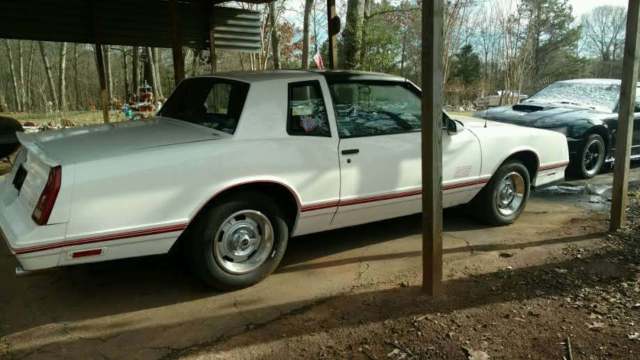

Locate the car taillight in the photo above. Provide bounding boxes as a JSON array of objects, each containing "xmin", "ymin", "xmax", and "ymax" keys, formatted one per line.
[{"xmin": 32, "ymin": 166, "xmax": 62, "ymax": 225}]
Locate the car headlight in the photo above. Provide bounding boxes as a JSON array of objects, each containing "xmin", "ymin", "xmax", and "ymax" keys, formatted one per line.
[{"xmin": 548, "ymin": 127, "xmax": 568, "ymax": 136}]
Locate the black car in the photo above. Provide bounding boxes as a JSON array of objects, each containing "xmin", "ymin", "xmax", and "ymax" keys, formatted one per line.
[{"xmin": 474, "ymin": 79, "xmax": 640, "ymax": 178}]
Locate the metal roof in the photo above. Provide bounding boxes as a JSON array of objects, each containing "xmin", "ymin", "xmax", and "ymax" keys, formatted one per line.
[{"xmin": 0, "ymin": 0, "xmax": 270, "ymax": 51}]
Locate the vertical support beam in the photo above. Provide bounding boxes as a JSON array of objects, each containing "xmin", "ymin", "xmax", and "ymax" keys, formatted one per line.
[
  {"xmin": 95, "ymin": 44, "xmax": 110, "ymax": 123},
  {"xmin": 611, "ymin": 0, "xmax": 640, "ymax": 231},
  {"xmin": 169, "ymin": 0, "xmax": 185, "ymax": 84},
  {"xmin": 421, "ymin": 0, "xmax": 444, "ymax": 296},
  {"xmin": 89, "ymin": 0, "xmax": 109, "ymax": 123},
  {"xmin": 326, "ymin": 0, "xmax": 338, "ymax": 69}
]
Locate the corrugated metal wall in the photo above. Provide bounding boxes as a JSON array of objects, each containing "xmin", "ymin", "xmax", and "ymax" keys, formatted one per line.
[{"xmin": 0, "ymin": 0, "xmax": 262, "ymax": 52}]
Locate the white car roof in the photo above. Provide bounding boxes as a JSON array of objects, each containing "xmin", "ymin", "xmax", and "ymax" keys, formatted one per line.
[{"xmin": 191, "ymin": 70, "xmax": 408, "ymax": 84}]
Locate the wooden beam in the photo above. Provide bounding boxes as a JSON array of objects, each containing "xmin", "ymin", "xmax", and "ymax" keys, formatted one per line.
[
  {"xmin": 326, "ymin": 0, "xmax": 338, "ymax": 69},
  {"xmin": 611, "ymin": 0, "xmax": 640, "ymax": 231},
  {"xmin": 169, "ymin": 0, "xmax": 185, "ymax": 84},
  {"xmin": 89, "ymin": 0, "xmax": 109, "ymax": 123},
  {"xmin": 421, "ymin": 0, "xmax": 444, "ymax": 296}
]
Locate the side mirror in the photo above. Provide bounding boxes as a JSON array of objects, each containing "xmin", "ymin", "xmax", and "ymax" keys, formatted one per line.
[{"xmin": 445, "ymin": 119, "xmax": 460, "ymax": 134}]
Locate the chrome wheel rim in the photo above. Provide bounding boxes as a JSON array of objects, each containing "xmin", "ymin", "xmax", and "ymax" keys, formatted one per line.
[
  {"xmin": 214, "ymin": 210, "xmax": 274, "ymax": 275},
  {"xmin": 495, "ymin": 172, "xmax": 526, "ymax": 217},
  {"xmin": 582, "ymin": 138, "xmax": 605, "ymax": 177}
]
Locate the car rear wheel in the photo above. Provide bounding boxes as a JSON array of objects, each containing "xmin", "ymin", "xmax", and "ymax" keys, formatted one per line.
[
  {"xmin": 471, "ymin": 161, "xmax": 531, "ymax": 225},
  {"xmin": 186, "ymin": 192, "xmax": 288, "ymax": 290},
  {"xmin": 573, "ymin": 134, "xmax": 606, "ymax": 179}
]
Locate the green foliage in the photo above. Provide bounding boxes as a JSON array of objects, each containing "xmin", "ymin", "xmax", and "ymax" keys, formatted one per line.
[
  {"xmin": 452, "ymin": 45, "xmax": 481, "ymax": 85},
  {"xmin": 518, "ymin": 0, "xmax": 583, "ymax": 88}
]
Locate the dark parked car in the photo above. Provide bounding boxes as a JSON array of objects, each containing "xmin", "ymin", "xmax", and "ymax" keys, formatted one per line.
[{"xmin": 474, "ymin": 79, "xmax": 640, "ymax": 178}]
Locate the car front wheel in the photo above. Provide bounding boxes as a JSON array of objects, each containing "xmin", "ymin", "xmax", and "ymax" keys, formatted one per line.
[
  {"xmin": 472, "ymin": 161, "xmax": 531, "ymax": 225},
  {"xmin": 187, "ymin": 192, "xmax": 289, "ymax": 290},
  {"xmin": 576, "ymin": 134, "xmax": 606, "ymax": 179}
]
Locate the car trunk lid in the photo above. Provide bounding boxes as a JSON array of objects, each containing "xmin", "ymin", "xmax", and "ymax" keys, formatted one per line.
[{"xmin": 15, "ymin": 117, "xmax": 224, "ymax": 165}]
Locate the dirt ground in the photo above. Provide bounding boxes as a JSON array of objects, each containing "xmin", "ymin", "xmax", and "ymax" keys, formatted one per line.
[{"xmin": 1, "ymin": 168, "xmax": 639, "ymax": 360}]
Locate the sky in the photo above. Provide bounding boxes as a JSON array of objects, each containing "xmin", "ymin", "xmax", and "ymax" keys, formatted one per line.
[{"xmin": 569, "ymin": 0, "xmax": 628, "ymax": 18}]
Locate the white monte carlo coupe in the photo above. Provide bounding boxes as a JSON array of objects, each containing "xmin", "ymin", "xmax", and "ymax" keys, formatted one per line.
[{"xmin": 0, "ymin": 71, "xmax": 569, "ymax": 289}]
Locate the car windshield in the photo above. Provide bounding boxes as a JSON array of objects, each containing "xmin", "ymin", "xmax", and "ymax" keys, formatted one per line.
[
  {"xmin": 523, "ymin": 82, "xmax": 620, "ymax": 112},
  {"xmin": 159, "ymin": 78, "xmax": 250, "ymax": 134}
]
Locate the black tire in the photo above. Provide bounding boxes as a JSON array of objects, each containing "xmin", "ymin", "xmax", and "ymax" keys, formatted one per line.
[
  {"xmin": 570, "ymin": 134, "xmax": 606, "ymax": 179},
  {"xmin": 186, "ymin": 192, "xmax": 289, "ymax": 290},
  {"xmin": 471, "ymin": 160, "xmax": 531, "ymax": 226}
]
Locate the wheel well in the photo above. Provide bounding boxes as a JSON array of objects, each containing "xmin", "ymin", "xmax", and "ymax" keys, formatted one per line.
[
  {"xmin": 504, "ymin": 151, "xmax": 539, "ymax": 182},
  {"xmin": 171, "ymin": 182, "xmax": 300, "ymax": 254},
  {"xmin": 585, "ymin": 126, "xmax": 609, "ymax": 151}
]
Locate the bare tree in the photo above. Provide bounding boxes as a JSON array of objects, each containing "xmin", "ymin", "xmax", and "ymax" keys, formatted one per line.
[
  {"xmin": 3, "ymin": 40, "xmax": 21, "ymax": 112},
  {"xmin": 73, "ymin": 44, "xmax": 80, "ymax": 109},
  {"xmin": 342, "ymin": 0, "xmax": 365, "ymax": 69},
  {"xmin": 269, "ymin": 2, "xmax": 281, "ymax": 69},
  {"xmin": 103, "ymin": 45, "xmax": 113, "ymax": 101},
  {"xmin": 132, "ymin": 46, "xmax": 139, "ymax": 97},
  {"xmin": 153, "ymin": 48, "xmax": 164, "ymax": 98},
  {"xmin": 38, "ymin": 41, "xmax": 58, "ymax": 110},
  {"xmin": 582, "ymin": 6, "xmax": 627, "ymax": 62},
  {"xmin": 18, "ymin": 41, "xmax": 27, "ymax": 111},
  {"xmin": 301, "ymin": 0, "xmax": 314, "ymax": 69},
  {"xmin": 58, "ymin": 42, "xmax": 68, "ymax": 111}
]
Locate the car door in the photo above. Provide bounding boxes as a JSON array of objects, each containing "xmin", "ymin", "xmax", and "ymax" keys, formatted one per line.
[{"xmin": 328, "ymin": 80, "xmax": 480, "ymax": 229}]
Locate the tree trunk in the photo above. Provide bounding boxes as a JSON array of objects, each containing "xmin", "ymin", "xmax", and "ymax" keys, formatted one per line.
[
  {"xmin": 132, "ymin": 46, "xmax": 139, "ymax": 98},
  {"xmin": 58, "ymin": 42, "xmax": 67, "ymax": 111},
  {"xmin": 342, "ymin": 0, "xmax": 365, "ymax": 69},
  {"xmin": 3, "ymin": 40, "xmax": 21, "ymax": 112},
  {"xmin": 190, "ymin": 48, "xmax": 199, "ymax": 76},
  {"xmin": 73, "ymin": 44, "xmax": 80, "ymax": 110},
  {"xmin": 302, "ymin": 0, "xmax": 313, "ymax": 69},
  {"xmin": 103, "ymin": 45, "xmax": 113, "ymax": 102},
  {"xmin": 38, "ymin": 41, "xmax": 58, "ymax": 111},
  {"xmin": 145, "ymin": 47, "xmax": 158, "ymax": 99},
  {"xmin": 122, "ymin": 49, "xmax": 129, "ymax": 101},
  {"xmin": 359, "ymin": 0, "xmax": 371, "ymax": 68},
  {"xmin": 153, "ymin": 48, "xmax": 164, "ymax": 98},
  {"xmin": 26, "ymin": 43, "xmax": 34, "ymax": 109},
  {"xmin": 269, "ymin": 2, "xmax": 281, "ymax": 70},
  {"xmin": 18, "ymin": 41, "xmax": 27, "ymax": 112}
]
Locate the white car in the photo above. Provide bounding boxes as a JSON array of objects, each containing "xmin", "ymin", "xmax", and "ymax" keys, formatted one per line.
[{"xmin": 0, "ymin": 71, "xmax": 569, "ymax": 289}]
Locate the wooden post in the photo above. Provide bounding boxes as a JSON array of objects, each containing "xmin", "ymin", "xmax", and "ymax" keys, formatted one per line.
[
  {"xmin": 95, "ymin": 44, "xmax": 110, "ymax": 123},
  {"xmin": 326, "ymin": 0, "xmax": 338, "ymax": 69},
  {"xmin": 89, "ymin": 0, "xmax": 109, "ymax": 123},
  {"xmin": 169, "ymin": 0, "xmax": 185, "ymax": 84},
  {"xmin": 421, "ymin": 0, "xmax": 444, "ymax": 296},
  {"xmin": 611, "ymin": 0, "xmax": 640, "ymax": 231}
]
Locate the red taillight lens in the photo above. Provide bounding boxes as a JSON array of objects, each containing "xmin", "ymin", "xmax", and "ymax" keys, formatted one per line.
[{"xmin": 32, "ymin": 166, "xmax": 62, "ymax": 225}]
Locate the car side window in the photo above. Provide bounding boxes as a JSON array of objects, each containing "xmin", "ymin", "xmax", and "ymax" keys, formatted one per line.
[
  {"xmin": 635, "ymin": 89, "xmax": 640, "ymax": 112},
  {"xmin": 329, "ymin": 81, "xmax": 422, "ymax": 138},
  {"xmin": 287, "ymin": 81, "xmax": 331, "ymax": 137}
]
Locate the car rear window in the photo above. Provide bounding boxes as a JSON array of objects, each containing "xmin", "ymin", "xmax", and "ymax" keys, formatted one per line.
[{"xmin": 159, "ymin": 78, "xmax": 250, "ymax": 134}]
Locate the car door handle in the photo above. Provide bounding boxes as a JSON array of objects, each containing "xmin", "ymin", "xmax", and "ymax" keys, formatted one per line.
[{"xmin": 341, "ymin": 149, "xmax": 360, "ymax": 155}]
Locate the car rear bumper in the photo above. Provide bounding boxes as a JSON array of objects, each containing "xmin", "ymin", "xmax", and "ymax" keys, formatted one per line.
[{"xmin": 0, "ymin": 176, "xmax": 68, "ymax": 271}]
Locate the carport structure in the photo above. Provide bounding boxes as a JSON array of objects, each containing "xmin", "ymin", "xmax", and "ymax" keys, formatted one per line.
[{"xmin": 0, "ymin": 0, "xmax": 637, "ymax": 297}]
